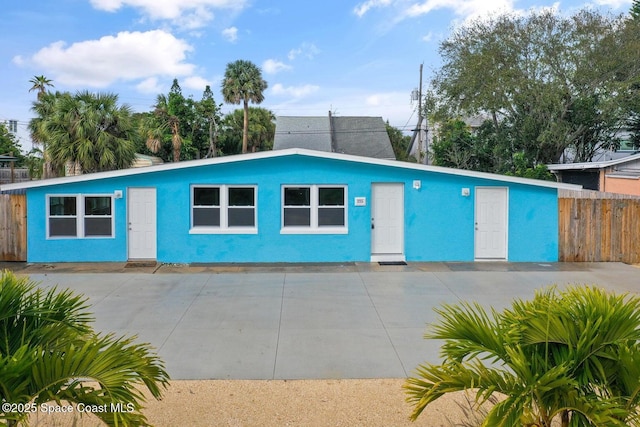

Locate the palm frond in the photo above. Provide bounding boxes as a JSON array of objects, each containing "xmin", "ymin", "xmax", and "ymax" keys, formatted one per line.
[{"xmin": 0, "ymin": 271, "xmax": 170, "ymax": 427}]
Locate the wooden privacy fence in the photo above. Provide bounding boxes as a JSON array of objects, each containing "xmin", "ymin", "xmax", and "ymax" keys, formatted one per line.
[
  {"xmin": 559, "ymin": 189, "xmax": 640, "ymax": 263},
  {"xmin": 0, "ymin": 194, "xmax": 27, "ymax": 261},
  {"xmin": 0, "ymin": 168, "xmax": 30, "ymax": 184}
]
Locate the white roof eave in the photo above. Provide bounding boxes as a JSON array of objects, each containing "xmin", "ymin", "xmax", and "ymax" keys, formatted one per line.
[{"xmin": 1, "ymin": 148, "xmax": 581, "ymax": 192}]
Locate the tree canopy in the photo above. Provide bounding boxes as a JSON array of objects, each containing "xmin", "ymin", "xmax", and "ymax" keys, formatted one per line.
[
  {"xmin": 631, "ymin": 0, "xmax": 640, "ymax": 20},
  {"xmin": 385, "ymin": 121, "xmax": 413, "ymax": 161},
  {"xmin": 29, "ymin": 91, "xmax": 137, "ymax": 174},
  {"xmin": 218, "ymin": 107, "xmax": 275, "ymax": 155},
  {"xmin": 0, "ymin": 124, "xmax": 24, "ymax": 165},
  {"xmin": 135, "ymin": 80, "xmax": 224, "ymax": 162},
  {"xmin": 427, "ymin": 8, "xmax": 640, "ymax": 172},
  {"xmin": 28, "ymin": 75, "xmax": 54, "ymax": 100}
]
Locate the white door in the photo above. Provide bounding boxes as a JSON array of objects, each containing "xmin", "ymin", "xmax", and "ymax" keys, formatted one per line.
[
  {"xmin": 371, "ymin": 183, "xmax": 404, "ymax": 261},
  {"xmin": 128, "ymin": 188, "xmax": 157, "ymax": 260},
  {"xmin": 475, "ymin": 187, "xmax": 508, "ymax": 260}
]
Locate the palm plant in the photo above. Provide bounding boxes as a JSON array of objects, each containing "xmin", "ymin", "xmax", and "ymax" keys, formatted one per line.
[
  {"xmin": 221, "ymin": 60, "xmax": 268, "ymax": 154},
  {"xmin": 29, "ymin": 91, "xmax": 136, "ymax": 174},
  {"xmin": 28, "ymin": 90, "xmax": 60, "ymax": 178},
  {"xmin": 140, "ymin": 78, "xmax": 195, "ymax": 163},
  {"xmin": 405, "ymin": 286, "xmax": 640, "ymax": 426},
  {"xmin": 0, "ymin": 270, "xmax": 169, "ymax": 427},
  {"xmin": 632, "ymin": 0, "xmax": 640, "ymax": 20},
  {"xmin": 28, "ymin": 75, "xmax": 54, "ymax": 100}
]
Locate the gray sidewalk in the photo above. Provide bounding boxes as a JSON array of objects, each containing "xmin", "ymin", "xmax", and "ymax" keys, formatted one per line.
[{"xmin": 7, "ymin": 262, "xmax": 639, "ymax": 380}]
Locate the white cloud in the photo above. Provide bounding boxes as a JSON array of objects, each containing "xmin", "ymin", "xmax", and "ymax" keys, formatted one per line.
[
  {"xmin": 266, "ymin": 90, "xmax": 413, "ymax": 131},
  {"xmin": 593, "ymin": 0, "xmax": 632, "ymax": 8},
  {"xmin": 183, "ymin": 76, "xmax": 212, "ymax": 90},
  {"xmin": 271, "ymin": 83, "xmax": 320, "ymax": 98},
  {"xmin": 421, "ymin": 32, "xmax": 433, "ymax": 42},
  {"xmin": 353, "ymin": 0, "xmax": 392, "ymax": 17},
  {"xmin": 222, "ymin": 26, "xmax": 238, "ymax": 42},
  {"xmin": 31, "ymin": 30, "xmax": 195, "ymax": 87},
  {"xmin": 288, "ymin": 43, "xmax": 320, "ymax": 61},
  {"xmin": 262, "ymin": 59, "xmax": 292, "ymax": 74},
  {"xmin": 136, "ymin": 77, "xmax": 164, "ymax": 94},
  {"xmin": 353, "ymin": 0, "xmax": 545, "ymax": 26},
  {"xmin": 404, "ymin": 0, "xmax": 515, "ymax": 22},
  {"xmin": 90, "ymin": 0, "xmax": 246, "ymax": 28},
  {"xmin": 177, "ymin": 6, "xmax": 214, "ymax": 30},
  {"xmin": 11, "ymin": 55, "xmax": 24, "ymax": 66}
]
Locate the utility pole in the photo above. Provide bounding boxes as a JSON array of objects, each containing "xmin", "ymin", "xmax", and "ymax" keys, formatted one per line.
[
  {"xmin": 408, "ymin": 64, "xmax": 426, "ymax": 163},
  {"xmin": 417, "ymin": 64, "xmax": 424, "ymax": 163}
]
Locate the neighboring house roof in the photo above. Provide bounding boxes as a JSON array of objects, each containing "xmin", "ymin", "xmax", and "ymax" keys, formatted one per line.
[
  {"xmin": 273, "ymin": 116, "xmax": 332, "ymax": 152},
  {"xmin": 273, "ymin": 115, "xmax": 395, "ymax": 160},
  {"xmin": 547, "ymin": 152, "xmax": 640, "ymax": 171},
  {"xmin": 0, "ymin": 154, "xmax": 17, "ymax": 162},
  {"xmin": 0, "ymin": 148, "xmax": 581, "ymax": 192}
]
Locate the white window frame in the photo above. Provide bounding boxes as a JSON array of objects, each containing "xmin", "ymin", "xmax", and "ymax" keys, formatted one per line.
[
  {"xmin": 190, "ymin": 185, "xmax": 257, "ymax": 234},
  {"xmin": 281, "ymin": 185, "xmax": 348, "ymax": 234},
  {"xmin": 46, "ymin": 194, "xmax": 115, "ymax": 239}
]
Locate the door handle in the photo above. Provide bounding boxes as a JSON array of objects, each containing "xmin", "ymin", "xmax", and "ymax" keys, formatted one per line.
[{"xmin": 371, "ymin": 219, "xmax": 375, "ymax": 229}]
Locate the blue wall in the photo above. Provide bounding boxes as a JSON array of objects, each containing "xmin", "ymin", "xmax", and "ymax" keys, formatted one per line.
[{"xmin": 26, "ymin": 154, "xmax": 559, "ymax": 263}]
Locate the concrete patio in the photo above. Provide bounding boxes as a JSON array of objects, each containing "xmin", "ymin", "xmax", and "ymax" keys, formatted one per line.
[{"xmin": 2, "ymin": 261, "xmax": 638, "ymax": 380}]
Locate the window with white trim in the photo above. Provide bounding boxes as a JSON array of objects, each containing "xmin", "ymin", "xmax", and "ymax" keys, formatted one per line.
[
  {"xmin": 47, "ymin": 195, "xmax": 114, "ymax": 238},
  {"xmin": 191, "ymin": 185, "xmax": 256, "ymax": 233},
  {"xmin": 282, "ymin": 185, "xmax": 347, "ymax": 233}
]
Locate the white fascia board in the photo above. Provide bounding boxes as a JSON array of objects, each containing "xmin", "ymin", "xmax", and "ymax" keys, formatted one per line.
[{"xmin": 1, "ymin": 148, "xmax": 581, "ymax": 192}]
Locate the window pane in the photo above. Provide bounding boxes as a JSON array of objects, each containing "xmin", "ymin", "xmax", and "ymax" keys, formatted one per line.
[
  {"xmin": 85, "ymin": 197, "xmax": 111, "ymax": 215},
  {"xmin": 284, "ymin": 187, "xmax": 310, "ymax": 206},
  {"xmin": 319, "ymin": 188, "xmax": 344, "ymax": 206},
  {"xmin": 193, "ymin": 207, "xmax": 220, "ymax": 226},
  {"xmin": 85, "ymin": 218, "xmax": 112, "ymax": 236},
  {"xmin": 50, "ymin": 197, "xmax": 76, "ymax": 216},
  {"xmin": 194, "ymin": 187, "xmax": 220, "ymax": 206},
  {"xmin": 318, "ymin": 208, "xmax": 345, "ymax": 226},
  {"xmin": 284, "ymin": 208, "xmax": 311, "ymax": 226},
  {"xmin": 229, "ymin": 188, "xmax": 254, "ymax": 206},
  {"xmin": 228, "ymin": 208, "xmax": 255, "ymax": 226},
  {"xmin": 49, "ymin": 218, "xmax": 77, "ymax": 236}
]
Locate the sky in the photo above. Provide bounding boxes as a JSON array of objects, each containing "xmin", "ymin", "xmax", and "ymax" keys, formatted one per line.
[{"xmin": 1, "ymin": 0, "xmax": 634, "ymax": 152}]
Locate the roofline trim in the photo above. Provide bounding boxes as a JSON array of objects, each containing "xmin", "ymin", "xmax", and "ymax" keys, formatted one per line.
[
  {"xmin": 547, "ymin": 152, "xmax": 640, "ymax": 171},
  {"xmin": 1, "ymin": 148, "xmax": 581, "ymax": 191}
]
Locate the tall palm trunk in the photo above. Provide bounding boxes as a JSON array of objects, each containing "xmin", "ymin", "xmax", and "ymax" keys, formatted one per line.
[
  {"xmin": 242, "ymin": 99, "xmax": 249, "ymax": 154},
  {"xmin": 170, "ymin": 120, "xmax": 182, "ymax": 162},
  {"xmin": 207, "ymin": 114, "xmax": 217, "ymax": 158},
  {"xmin": 42, "ymin": 141, "xmax": 55, "ymax": 179}
]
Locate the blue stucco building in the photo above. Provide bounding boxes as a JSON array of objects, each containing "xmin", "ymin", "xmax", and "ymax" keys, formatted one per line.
[{"xmin": 0, "ymin": 149, "xmax": 579, "ymax": 263}]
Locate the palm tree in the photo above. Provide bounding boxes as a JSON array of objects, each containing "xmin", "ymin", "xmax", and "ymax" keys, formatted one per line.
[
  {"xmin": 221, "ymin": 60, "xmax": 268, "ymax": 154},
  {"xmin": 632, "ymin": 0, "xmax": 640, "ymax": 20},
  {"xmin": 0, "ymin": 270, "xmax": 169, "ymax": 427},
  {"xmin": 219, "ymin": 107, "xmax": 275, "ymax": 154},
  {"xmin": 28, "ymin": 90, "xmax": 60, "ymax": 178},
  {"xmin": 28, "ymin": 76, "xmax": 55, "ymax": 177},
  {"xmin": 405, "ymin": 286, "xmax": 640, "ymax": 426},
  {"xmin": 29, "ymin": 91, "xmax": 137, "ymax": 174},
  {"xmin": 28, "ymin": 75, "xmax": 54, "ymax": 100},
  {"xmin": 140, "ymin": 78, "xmax": 191, "ymax": 162},
  {"xmin": 143, "ymin": 93, "xmax": 183, "ymax": 162}
]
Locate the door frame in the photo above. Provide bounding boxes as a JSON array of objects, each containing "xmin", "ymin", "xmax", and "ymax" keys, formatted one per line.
[
  {"xmin": 370, "ymin": 182, "xmax": 405, "ymax": 262},
  {"xmin": 474, "ymin": 186, "xmax": 508, "ymax": 260},
  {"xmin": 127, "ymin": 187, "xmax": 157, "ymax": 260}
]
